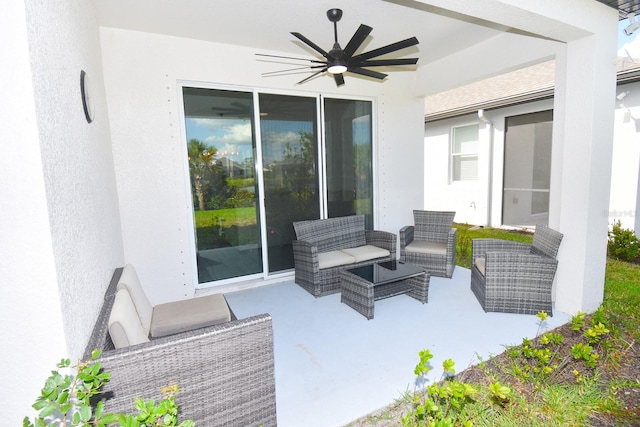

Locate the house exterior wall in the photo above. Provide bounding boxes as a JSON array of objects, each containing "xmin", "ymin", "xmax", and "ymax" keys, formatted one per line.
[
  {"xmin": 611, "ymin": 83, "xmax": 640, "ymax": 235},
  {"xmin": 424, "ymin": 99, "xmax": 555, "ymax": 226},
  {"xmin": 423, "ymin": 114, "xmax": 489, "ymax": 225},
  {"xmin": 3, "ymin": 0, "xmax": 124, "ymax": 424},
  {"xmin": 1, "ymin": 1, "xmax": 67, "ymax": 424},
  {"xmin": 425, "ymin": 80, "xmax": 640, "ymax": 234},
  {"xmin": 99, "ymin": 28, "xmax": 425, "ymax": 304}
]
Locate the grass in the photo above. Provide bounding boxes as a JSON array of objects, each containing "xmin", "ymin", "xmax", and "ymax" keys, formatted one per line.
[
  {"xmin": 350, "ymin": 225, "xmax": 640, "ymax": 426},
  {"xmin": 194, "ymin": 207, "xmax": 257, "ymax": 228},
  {"xmin": 454, "ymin": 223, "xmax": 533, "ymax": 269}
]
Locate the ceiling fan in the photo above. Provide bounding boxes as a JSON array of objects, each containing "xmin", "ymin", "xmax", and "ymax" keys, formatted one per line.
[{"xmin": 257, "ymin": 8, "xmax": 419, "ymax": 87}]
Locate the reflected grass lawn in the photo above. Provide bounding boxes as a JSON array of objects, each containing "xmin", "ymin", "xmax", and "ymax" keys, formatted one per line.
[{"xmin": 194, "ymin": 207, "xmax": 257, "ymax": 228}]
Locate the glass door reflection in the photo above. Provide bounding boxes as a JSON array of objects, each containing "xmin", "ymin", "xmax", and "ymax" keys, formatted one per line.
[
  {"xmin": 259, "ymin": 93, "xmax": 321, "ymax": 273},
  {"xmin": 324, "ymin": 98, "xmax": 373, "ymax": 228},
  {"xmin": 183, "ymin": 87, "xmax": 263, "ymax": 283}
]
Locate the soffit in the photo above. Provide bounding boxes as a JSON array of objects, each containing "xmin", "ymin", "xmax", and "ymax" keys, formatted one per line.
[{"xmin": 595, "ymin": 0, "xmax": 640, "ymax": 19}]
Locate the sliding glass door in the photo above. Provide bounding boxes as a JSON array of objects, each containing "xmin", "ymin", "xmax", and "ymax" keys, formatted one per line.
[
  {"xmin": 182, "ymin": 86, "xmax": 372, "ymax": 286},
  {"xmin": 324, "ymin": 98, "xmax": 373, "ymax": 228},
  {"xmin": 259, "ymin": 93, "xmax": 320, "ymax": 272},
  {"xmin": 183, "ymin": 87, "xmax": 262, "ymax": 283}
]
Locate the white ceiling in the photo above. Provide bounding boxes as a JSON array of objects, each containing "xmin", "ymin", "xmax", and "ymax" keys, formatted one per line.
[{"xmin": 93, "ymin": 0, "xmax": 510, "ymax": 69}]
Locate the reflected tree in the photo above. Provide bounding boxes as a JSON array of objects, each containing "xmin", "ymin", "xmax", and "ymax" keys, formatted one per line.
[
  {"xmin": 187, "ymin": 138, "xmax": 224, "ymax": 211},
  {"xmin": 283, "ymin": 131, "xmax": 316, "ymax": 209}
]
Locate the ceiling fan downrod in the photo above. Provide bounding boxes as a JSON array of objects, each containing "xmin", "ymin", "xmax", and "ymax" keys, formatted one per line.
[{"xmin": 327, "ymin": 8, "xmax": 343, "ymax": 48}]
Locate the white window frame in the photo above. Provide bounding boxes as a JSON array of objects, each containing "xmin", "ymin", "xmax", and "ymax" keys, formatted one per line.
[{"xmin": 450, "ymin": 122, "xmax": 479, "ymax": 183}]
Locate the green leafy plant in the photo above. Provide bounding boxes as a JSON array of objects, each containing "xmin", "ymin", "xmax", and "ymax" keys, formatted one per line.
[
  {"xmin": 536, "ymin": 311, "xmax": 549, "ymax": 336},
  {"xmin": 23, "ymin": 350, "xmax": 116, "ymax": 427},
  {"xmin": 116, "ymin": 385, "xmax": 194, "ymax": 427},
  {"xmin": 488, "ymin": 381, "xmax": 511, "ymax": 403},
  {"xmin": 570, "ymin": 343, "xmax": 599, "ymax": 369},
  {"xmin": 403, "ymin": 354, "xmax": 478, "ymax": 426},
  {"xmin": 413, "ymin": 349, "xmax": 434, "ymax": 378},
  {"xmin": 571, "ymin": 311, "xmax": 586, "ymax": 331},
  {"xmin": 24, "ymin": 350, "xmax": 194, "ymax": 427},
  {"xmin": 607, "ymin": 220, "xmax": 640, "ymax": 262},
  {"xmin": 585, "ymin": 322, "xmax": 610, "ymax": 344}
]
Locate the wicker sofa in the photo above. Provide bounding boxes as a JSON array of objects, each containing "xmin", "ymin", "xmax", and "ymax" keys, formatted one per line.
[
  {"xmin": 292, "ymin": 215, "xmax": 396, "ymax": 297},
  {"xmin": 84, "ymin": 267, "xmax": 277, "ymax": 426}
]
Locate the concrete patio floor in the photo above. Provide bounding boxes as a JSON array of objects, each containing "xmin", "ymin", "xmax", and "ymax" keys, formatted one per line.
[{"xmin": 224, "ymin": 267, "xmax": 571, "ymax": 427}]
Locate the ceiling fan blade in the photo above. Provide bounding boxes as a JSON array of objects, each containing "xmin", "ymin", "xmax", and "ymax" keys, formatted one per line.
[
  {"xmin": 352, "ymin": 37, "xmax": 419, "ymax": 61},
  {"xmin": 334, "ymin": 74, "xmax": 345, "ymax": 87},
  {"xmin": 255, "ymin": 53, "xmax": 326, "ymax": 64},
  {"xmin": 291, "ymin": 32, "xmax": 329, "ymax": 58},
  {"xmin": 297, "ymin": 68, "xmax": 327, "ymax": 85},
  {"xmin": 357, "ymin": 58, "xmax": 419, "ymax": 67},
  {"xmin": 348, "ymin": 67, "xmax": 387, "ymax": 80},
  {"xmin": 342, "ymin": 24, "xmax": 373, "ymax": 60},
  {"xmin": 262, "ymin": 65, "xmax": 327, "ymax": 76}
]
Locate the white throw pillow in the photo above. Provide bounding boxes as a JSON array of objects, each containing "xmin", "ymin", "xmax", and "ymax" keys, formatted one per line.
[
  {"xmin": 108, "ymin": 288, "xmax": 150, "ymax": 348},
  {"xmin": 117, "ymin": 264, "xmax": 153, "ymax": 335},
  {"xmin": 474, "ymin": 257, "xmax": 486, "ymax": 276}
]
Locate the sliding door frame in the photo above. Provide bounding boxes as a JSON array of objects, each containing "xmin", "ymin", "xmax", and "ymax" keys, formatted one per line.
[{"xmin": 178, "ymin": 81, "xmax": 376, "ymax": 290}]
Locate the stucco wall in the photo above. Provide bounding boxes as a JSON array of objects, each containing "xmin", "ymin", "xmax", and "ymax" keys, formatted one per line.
[
  {"xmin": 2, "ymin": 0, "xmax": 123, "ymax": 423},
  {"xmin": 1, "ymin": 1, "xmax": 67, "ymax": 424},
  {"xmin": 423, "ymin": 113, "xmax": 490, "ymax": 225},
  {"xmin": 611, "ymin": 83, "xmax": 640, "ymax": 235},
  {"xmin": 25, "ymin": 0, "xmax": 124, "ymax": 361},
  {"xmin": 99, "ymin": 28, "xmax": 424, "ymax": 304},
  {"xmin": 2, "ymin": 0, "xmax": 125, "ymax": 423}
]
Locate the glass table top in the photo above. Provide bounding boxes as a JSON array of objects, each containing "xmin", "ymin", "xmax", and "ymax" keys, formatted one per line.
[{"xmin": 345, "ymin": 261, "xmax": 426, "ymax": 285}]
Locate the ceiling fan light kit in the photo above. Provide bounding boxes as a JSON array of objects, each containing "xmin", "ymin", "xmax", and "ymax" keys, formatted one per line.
[{"xmin": 257, "ymin": 8, "xmax": 419, "ymax": 87}]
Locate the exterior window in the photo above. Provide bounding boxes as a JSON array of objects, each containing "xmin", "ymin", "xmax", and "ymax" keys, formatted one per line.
[{"xmin": 451, "ymin": 124, "xmax": 479, "ymax": 182}]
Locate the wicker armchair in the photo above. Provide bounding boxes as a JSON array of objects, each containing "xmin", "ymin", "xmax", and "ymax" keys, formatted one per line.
[
  {"xmin": 470, "ymin": 224, "xmax": 563, "ymax": 315},
  {"xmin": 399, "ymin": 210, "xmax": 457, "ymax": 278},
  {"xmin": 84, "ymin": 268, "xmax": 277, "ymax": 426}
]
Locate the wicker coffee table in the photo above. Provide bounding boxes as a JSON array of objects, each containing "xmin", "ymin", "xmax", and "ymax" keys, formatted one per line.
[{"xmin": 339, "ymin": 260, "xmax": 430, "ymax": 319}]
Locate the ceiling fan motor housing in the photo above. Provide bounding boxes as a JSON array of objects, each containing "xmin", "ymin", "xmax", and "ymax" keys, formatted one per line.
[{"xmin": 327, "ymin": 8, "xmax": 343, "ymax": 23}]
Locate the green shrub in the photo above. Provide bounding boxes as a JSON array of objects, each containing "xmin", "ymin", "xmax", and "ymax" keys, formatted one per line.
[
  {"xmin": 24, "ymin": 350, "xmax": 194, "ymax": 427},
  {"xmin": 607, "ymin": 220, "xmax": 640, "ymax": 262}
]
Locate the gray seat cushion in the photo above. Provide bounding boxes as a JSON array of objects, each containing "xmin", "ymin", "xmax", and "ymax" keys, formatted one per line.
[
  {"xmin": 341, "ymin": 245, "xmax": 390, "ymax": 263},
  {"xmin": 406, "ymin": 240, "xmax": 447, "ymax": 256},
  {"xmin": 318, "ymin": 250, "xmax": 356, "ymax": 269},
  {"xmin": 150, "ymin": 293, "xmax": 232, "ymax": 338}
]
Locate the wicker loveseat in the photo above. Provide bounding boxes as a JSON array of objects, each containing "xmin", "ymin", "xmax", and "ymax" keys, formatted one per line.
[
  {"xmin": 84, "ymin": 267, "xmax": 277, "ymax": 427},
  {"xmin": 292, "ymin": 215, "xmax": 396, "ymax": 297}
]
